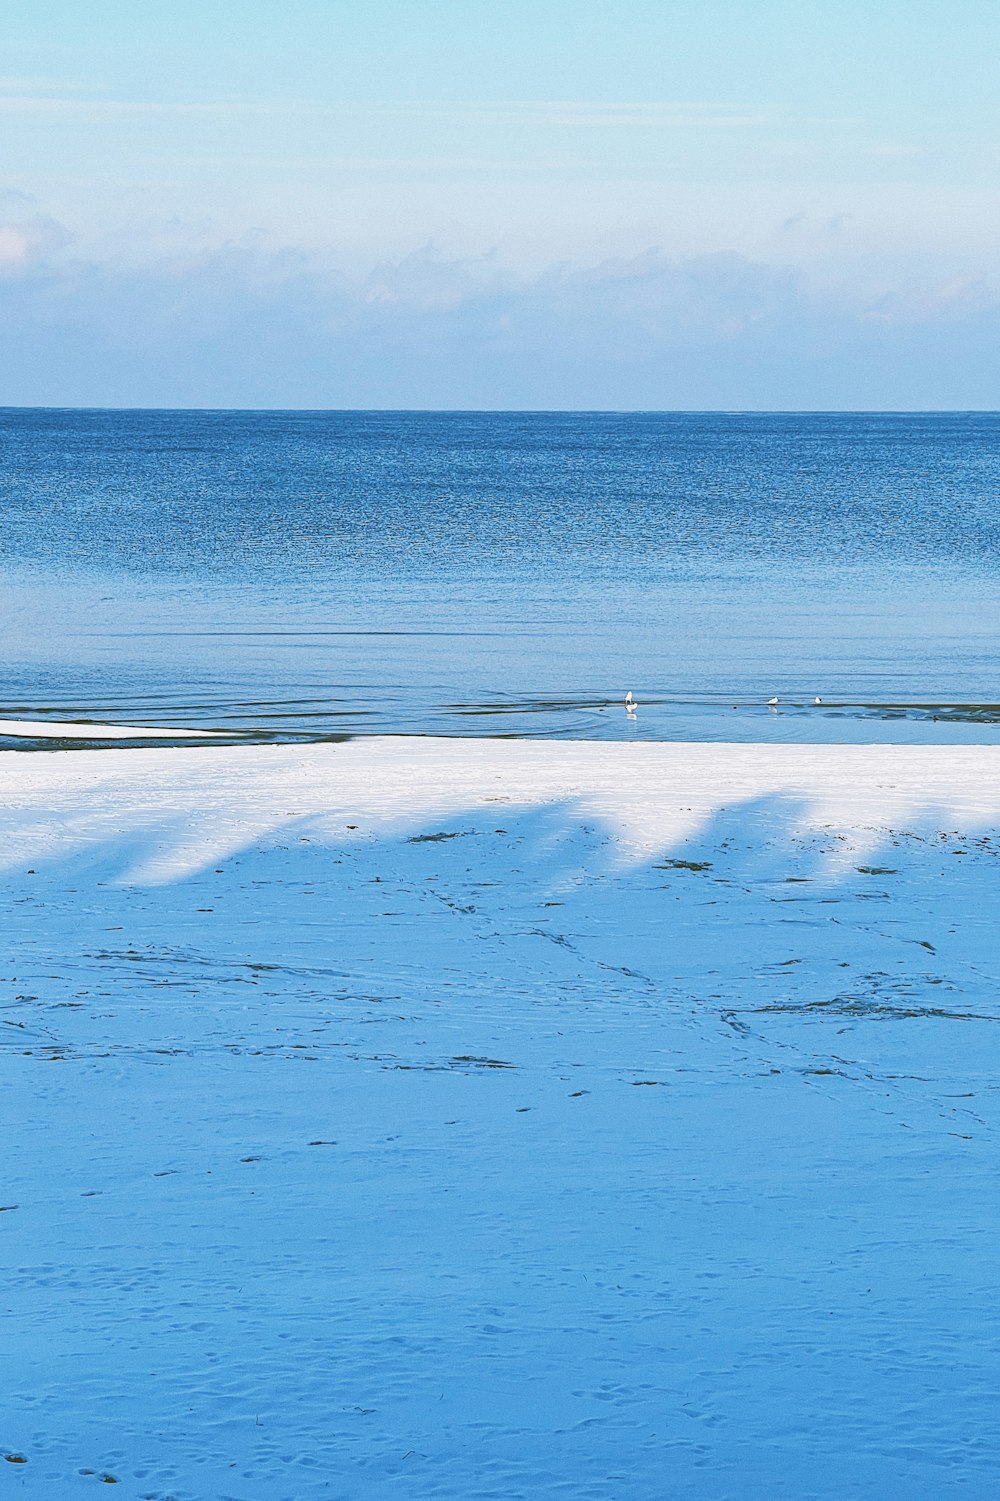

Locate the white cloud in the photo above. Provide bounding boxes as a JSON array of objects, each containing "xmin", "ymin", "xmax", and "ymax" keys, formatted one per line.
[
  {"xmin": 0, "ymin": 88, "xmax": 787, "ymax": 131},
  {"xmin": 427, "ymin": 101, "xmax": 775, "ymax": 129},
  {"xmin": 0, "ymin": 214, "xmax": 72, "ymax": 276},
  {"xmin": 0, "ymin": 238, "xmax": 997, "ymax": 408}
]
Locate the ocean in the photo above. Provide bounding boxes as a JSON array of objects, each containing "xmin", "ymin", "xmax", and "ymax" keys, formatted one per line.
[{"xmin": 2, "ymin": 408, "xmax": 999, "ymax": 744}]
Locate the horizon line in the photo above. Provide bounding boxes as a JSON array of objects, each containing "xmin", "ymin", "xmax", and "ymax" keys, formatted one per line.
[{"xmin": 1, "ymin": 405, "xmax": 998, "ymax": 417}]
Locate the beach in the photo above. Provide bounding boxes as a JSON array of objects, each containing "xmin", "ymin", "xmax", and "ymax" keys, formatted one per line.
[
  {"xmin": 7, "ymin": 0, "xmax": 1000, "ymax": 1493},
  {"xmin": 3, "ymin": 736, "xmax": 1000, "ymax": 1497}
]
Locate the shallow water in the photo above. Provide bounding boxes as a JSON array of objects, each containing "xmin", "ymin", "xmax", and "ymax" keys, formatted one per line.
[{"xmin": 2, "ymin": 408, "xmax": 999, "ymax": 744}]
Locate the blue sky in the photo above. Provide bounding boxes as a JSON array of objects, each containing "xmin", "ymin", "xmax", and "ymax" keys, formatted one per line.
[{"xmin": 1, "ymin": 0, "xmax": 998, "ymax": 406}]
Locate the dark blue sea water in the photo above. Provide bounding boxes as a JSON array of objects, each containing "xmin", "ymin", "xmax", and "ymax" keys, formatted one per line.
[{"xmin": 2, "ymin": 409, "xmax": 999, "ymax": 745}]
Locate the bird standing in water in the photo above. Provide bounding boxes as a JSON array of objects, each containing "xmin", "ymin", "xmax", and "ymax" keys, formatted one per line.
[{"xmin": 625, "ymin": 691, "xmax": 638, "ymax": 716}]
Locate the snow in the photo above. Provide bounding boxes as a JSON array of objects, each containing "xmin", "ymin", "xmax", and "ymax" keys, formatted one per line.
[
  {"xmin": 2, "ymin": 737, "xmax": 999, "ymax": 1499},
  {"xmin": 0, "ymin": 721, "xmax": 215, "ymax": 740}
]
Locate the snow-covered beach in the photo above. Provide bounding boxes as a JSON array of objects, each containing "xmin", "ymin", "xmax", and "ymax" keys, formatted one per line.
[{"xmin": 4, "ymin": 737, "xmax": 1000, "ymax": 1498}]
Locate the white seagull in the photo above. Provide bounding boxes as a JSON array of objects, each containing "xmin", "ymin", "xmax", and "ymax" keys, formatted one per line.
[
  {"xmin": 767, "ymin": 696, "xmax": 778, "ymax": 707},
  {"xmin": 625, "ymin": 691, "xmax": 638, "ymax": 715},
  {"xmin": 814, "ymin": 696, "xmax": 823, "ymax": 705}
]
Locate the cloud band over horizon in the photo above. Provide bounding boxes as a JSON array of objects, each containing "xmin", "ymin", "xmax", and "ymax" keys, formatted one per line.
[{"xmin": 1, "ymin": 222, "xmax": 998, "ymax": 409}]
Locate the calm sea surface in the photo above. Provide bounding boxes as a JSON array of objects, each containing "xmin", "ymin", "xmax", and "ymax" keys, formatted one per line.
[{"xmin": 2, "ymin": 409, "xmax": 999, "ymax": 745}]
